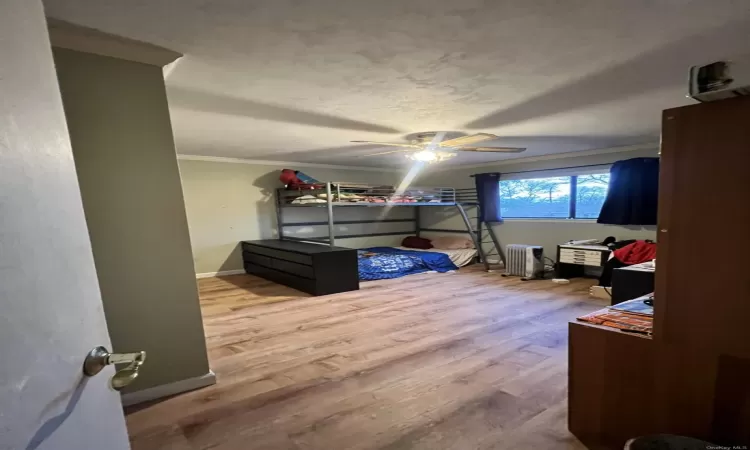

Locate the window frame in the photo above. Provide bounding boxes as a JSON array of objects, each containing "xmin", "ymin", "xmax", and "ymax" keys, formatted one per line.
[{"xmin": 498, "ymin": 173, "xmax": 609, "ymax": 221}]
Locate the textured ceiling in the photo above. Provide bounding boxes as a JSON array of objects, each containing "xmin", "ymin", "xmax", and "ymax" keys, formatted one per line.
[{"xmin": 44, "ymin": 0, "xmax": 750, "ymax": 167}]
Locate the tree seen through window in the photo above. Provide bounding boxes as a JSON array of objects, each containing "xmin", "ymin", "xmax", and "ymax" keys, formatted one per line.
[
  {"xmin": 499, "ymin": 173, "xmax": 610, "ymax": 219},
  {"xmin": 575, "ymin": 174, "xmax": 610, "ymax": 219}
]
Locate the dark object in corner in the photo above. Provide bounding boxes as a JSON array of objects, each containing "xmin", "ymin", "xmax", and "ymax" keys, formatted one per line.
[{"xmin": 597, "ymin": 158, "xmax": 659, "ymax": 225}]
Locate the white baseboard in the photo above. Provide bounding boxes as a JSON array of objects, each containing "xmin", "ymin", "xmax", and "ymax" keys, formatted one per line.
[
  {"xmin": 195, "ymin": 269, "xmax": 245, "ymax": 279},
  {"xmin": 121, "ymin": 370, "xmax": 217, "ymax": 406}
]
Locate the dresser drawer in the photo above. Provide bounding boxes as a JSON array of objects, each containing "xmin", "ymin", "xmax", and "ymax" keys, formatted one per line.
[
  {"xmin": 559, "ymin": 249, "xmax": 605, "ymax": 266},
  {"xmin": 242, "ymin": 243, "xmax": 312, "ymax": 266},
  {"xmin": 243, "ymin": 249, "xmax": 315, "ymax": 279},
  {"xmin": 244, "ymin": 262, "xmax": 315, "ymax": 293},
  {"xmin": 560, "ymin": 255, "xmax": 603, "ymax": 266},
  {"xmin": 560, "ymin": 249, "xmax": 602, "ymax": 259},
  {"xmin": 271, "ymin": 258, "xmax": 315, "ymax": 279},
  {"xmin": 242, "ymin": 251, "xmax": 273, "ymax": 268}
]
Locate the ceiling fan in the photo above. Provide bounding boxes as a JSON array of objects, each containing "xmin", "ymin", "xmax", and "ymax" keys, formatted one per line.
[{"xmin": 352, "ymin": 131, "xmax": 525, "ymax": 163}]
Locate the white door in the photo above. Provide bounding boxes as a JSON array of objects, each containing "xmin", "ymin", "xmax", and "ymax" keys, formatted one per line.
[{"xmin": 0, "ymin": 1, "xmax": 131, "ymax": 449}]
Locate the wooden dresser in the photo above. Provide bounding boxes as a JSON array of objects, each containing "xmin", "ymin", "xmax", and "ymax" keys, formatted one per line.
[
  {"xmin": 568, "ymin": 96, "xmax": 750, "ymax": 447},
  {"xmin": 241, "ymin": 240, "xmax": 359, "ymax": 296}
]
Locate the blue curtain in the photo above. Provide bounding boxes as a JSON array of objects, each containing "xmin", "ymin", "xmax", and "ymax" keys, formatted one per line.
[
  {"xmin": 474, "ymin": 172, "xmax": 502, "ymax": 222},
  {"xmin": 597, "ymin": 157, "xmax": 659, "ymax": 225}
]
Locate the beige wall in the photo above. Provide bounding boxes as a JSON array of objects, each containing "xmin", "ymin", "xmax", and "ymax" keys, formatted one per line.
[
  {"xmin": 415, "ymin": 147, "xmax": 659, "ymax": 260},
  {"xmin": 54, "ymin": 48, "xmax": 211, "ymax": 393},
  {"xmin": 178, "ymin": 159, "xmax": 401, "ymax": 274}
]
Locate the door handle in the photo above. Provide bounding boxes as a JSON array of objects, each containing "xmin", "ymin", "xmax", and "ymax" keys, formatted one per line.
[{"xmin": 82, "ymin": 346, "xmax": 146, "ymax": 391}]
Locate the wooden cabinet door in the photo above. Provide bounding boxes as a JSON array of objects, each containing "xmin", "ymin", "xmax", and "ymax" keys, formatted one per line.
[{"xmin": 655, "ymin": 96, "xmax": 750, "ymax": 358}]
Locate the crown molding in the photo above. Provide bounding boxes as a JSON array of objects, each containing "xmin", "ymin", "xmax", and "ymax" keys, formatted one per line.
[
  {"xmin": 429, "ymin": 142, "xmax": 660, "ymax": 172},
  {"xmin": 47, "ymin": 18, "xmax": 182, "ymax": 67},
  {"xmin": 176, "ymin": 154, "xmax": 397, "ymax": 173}
]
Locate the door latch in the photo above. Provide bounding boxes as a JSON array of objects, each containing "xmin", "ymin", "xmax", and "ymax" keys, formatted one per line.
[{"xmin": 83, "ymin": 346, "xmax": 146, "ymax": 391}]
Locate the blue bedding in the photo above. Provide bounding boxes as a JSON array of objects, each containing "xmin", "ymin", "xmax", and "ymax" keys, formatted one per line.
[{"xmin": 358, "ymin": 247, "xmax": 458, "ymax": 281}]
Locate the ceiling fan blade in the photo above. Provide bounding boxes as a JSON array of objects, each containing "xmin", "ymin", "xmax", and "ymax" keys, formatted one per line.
[
  {"xmin": 424, "ymin": 131, "xmax": 446, "ymax": 152},
  {"xmin": 458, "ymin": 146, "xmax": 526, "ymax": 153},
  {"xmin": 351, "ymin": 140, "xmax": 422, "ymax": 148},
  {"xmin": 438, "ymin": 133, "xmax": 498, "ymax": 148},
  {"xmin": 361, "ymin": 149, "xmax": 418, "ymax": 156}
]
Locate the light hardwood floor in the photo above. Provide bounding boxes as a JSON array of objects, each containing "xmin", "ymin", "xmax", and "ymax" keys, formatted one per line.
[{"xmin": 126, "ymin": 267, "xmax": 604, "ymax": 450}]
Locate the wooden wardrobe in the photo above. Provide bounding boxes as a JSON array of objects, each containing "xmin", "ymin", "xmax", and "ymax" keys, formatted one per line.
[{"xmin": 569, "ymin": 95, "xmax": 750, "ymax": 448}]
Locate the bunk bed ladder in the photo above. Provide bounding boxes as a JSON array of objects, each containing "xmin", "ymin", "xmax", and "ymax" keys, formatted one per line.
[
  {"xmin": 456, "ymin": 204, "xmax": 506, "ymax": 272},
  {"xmin": 466, "ymin": 209, "xmax": 507, "ymax": 272},
  {"xmin": 483, "ymin": 222, "xmax": 506, "ymax": 268},
  {"xmin": 455, "ymin": 204, "xmax": 487, "ymax": 270}
]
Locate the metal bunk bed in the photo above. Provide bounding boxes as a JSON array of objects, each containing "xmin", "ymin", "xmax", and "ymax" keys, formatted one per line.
[{"xmin": 275, "ymin": 182, "xmax": 506, "ymax": 271}]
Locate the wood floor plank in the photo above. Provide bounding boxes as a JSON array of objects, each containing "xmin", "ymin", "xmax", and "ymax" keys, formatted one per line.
[{"xmin": 126, "ymin": 266, "xmax": 604, "ymax": 449}]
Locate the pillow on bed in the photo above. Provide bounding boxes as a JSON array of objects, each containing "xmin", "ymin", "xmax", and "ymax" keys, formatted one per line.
[
  {"xmin": 430, "ymin": 236, "xmax": 474, "ymax": 250},
  {"xmin": 401, "ymin": 236, "xmax": 433, "ymax": 249}
]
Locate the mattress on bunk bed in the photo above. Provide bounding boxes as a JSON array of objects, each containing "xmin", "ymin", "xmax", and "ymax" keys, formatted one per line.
[
  {"xmin": 357, "ymin": 247, "xmax": 458, "ymax": 281},
  {"xmin": 396, "ymin": 247, "xmax": 477, "ymax": 268}
]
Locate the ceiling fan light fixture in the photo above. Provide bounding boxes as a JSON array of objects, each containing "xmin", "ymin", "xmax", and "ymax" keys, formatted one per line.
[{"xmin": 406, "ymin": 150, "xmax": 456, "ymax": 163}]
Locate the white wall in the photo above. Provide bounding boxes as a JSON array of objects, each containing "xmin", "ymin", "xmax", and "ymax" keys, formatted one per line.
[{"xmin": 415, "ymin": 146, "xmax": 659, "ymax": 261}]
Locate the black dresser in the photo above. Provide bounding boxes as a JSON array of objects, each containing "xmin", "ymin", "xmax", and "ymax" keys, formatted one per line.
[{"xmin": 241, "ymin": 240, "xmax": 359, "ymax": 296}]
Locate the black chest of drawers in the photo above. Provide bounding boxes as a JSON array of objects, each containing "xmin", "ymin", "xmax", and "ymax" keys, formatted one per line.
[{"xmin": 241, "ymin": 240, "xmax": 359, "ymax": 296}]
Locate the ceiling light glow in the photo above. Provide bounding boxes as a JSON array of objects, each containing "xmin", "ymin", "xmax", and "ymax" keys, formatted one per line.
[
  {"xmin": 410, "ymin": 151, "xmax": 437, "ymax": 162},
  {"xmin": 406, "ymin": 150, "xmax": 456, "ymax": 163}
]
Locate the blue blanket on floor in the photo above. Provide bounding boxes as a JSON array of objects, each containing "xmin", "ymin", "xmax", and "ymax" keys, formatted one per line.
[{"xmin": 357, "ymin": 247, "xmax": 458, "ymax": 281}]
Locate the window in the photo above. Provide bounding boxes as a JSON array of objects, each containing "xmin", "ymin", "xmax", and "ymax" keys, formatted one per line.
[
  {"xmin": 499, "ymin": 176, "xmax": 571, "ymax": 218},
  {"xmin": 575, "ymin": 174, "xmax": 610, "ymax": 219},
  {"xmin": 499, "ymin": 173, "xmax": 610, "ymax": 219}
]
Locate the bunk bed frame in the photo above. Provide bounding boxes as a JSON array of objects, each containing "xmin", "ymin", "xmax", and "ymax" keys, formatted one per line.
[{"xmin": 275, "ymin": 182, "xmax": 505, "ymax": 271}]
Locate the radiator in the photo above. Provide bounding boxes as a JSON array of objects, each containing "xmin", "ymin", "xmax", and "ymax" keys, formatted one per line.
[{"xmin": 505, "ymin": 244, "xmax": 544, "ymax": 279}]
